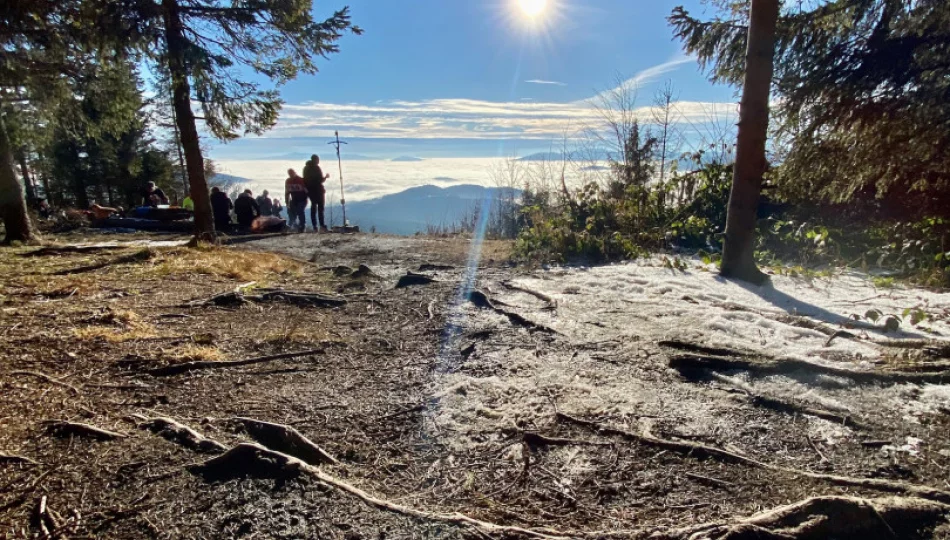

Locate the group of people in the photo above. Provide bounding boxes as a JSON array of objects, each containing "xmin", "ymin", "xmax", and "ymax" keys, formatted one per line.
[
  {"xmin": 209, "ymin": 187, "xmax": 285, "ymax": 230},
  {"xmin": 285, "ymin": 154, "xmax": 330, "ymax": 233},
  {"xmin": 203, "ymin": 154, "xmax": 331, "ymax": 233}
]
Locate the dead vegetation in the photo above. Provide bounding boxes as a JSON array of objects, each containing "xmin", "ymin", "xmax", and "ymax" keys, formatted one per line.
[{"xmin": 2, "ymin": 236, "xmax": 950, "ymax": 539}]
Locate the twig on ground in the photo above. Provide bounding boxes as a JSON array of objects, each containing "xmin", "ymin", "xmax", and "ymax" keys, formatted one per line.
[
  {"xmin": 10, "ymin": 371, "xmax": 80, "ymax": 395},
  {"xmin": 468, "ymin": 290, "xmax": 559, "ymax": 334},
  {"xmin": 45, "ymin": 421, "xmax": 126, "ymax": 441},
  {"xmin": 0, "ymin": 451, "xmax": 38, "ymax": 465},
  {"xmin": 53, "ymin": 249, "xmax": 152, "ymax": 276},
  {"xmin": 148, "ymin": 348, "xmax": 324, "ymax": 377}
]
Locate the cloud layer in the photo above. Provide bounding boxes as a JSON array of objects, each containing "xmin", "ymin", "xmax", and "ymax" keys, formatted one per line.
[{"xmin": 264, "ymin": 58, "xmax": 736, "ymax": 140}]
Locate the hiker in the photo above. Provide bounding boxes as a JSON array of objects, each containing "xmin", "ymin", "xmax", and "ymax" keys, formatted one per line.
[
  {"xmin": 284, "ymin": 168, "xmax": 308, "ymax": 233},
  {"xmin": 303, "ymin": 154, "xmax": 329, "ymax": 231},
  {"xmin": 234, "ymin": 189, "xmax": 260, "ymax": 228},
  {"xmin": 210, "ymin": 186, "xmax": 233, "ymax": 231},
  {"xmin": 256, "ymin": 189, "xmax": 273, "ymax": 216},
  {"xmin": 272, "ymin": 198, "xmax": 283, "ymax": 219},
  {"xmin": 141, "ymin": 182, "xmax": 169, "ymax": 207},
  {"xmin": 182, "ymin": 193, "xmax": 195, "ymax": 211}
]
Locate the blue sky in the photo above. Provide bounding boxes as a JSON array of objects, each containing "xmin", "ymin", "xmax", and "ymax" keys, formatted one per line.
[{"xmin": 209, "ymin": 0, "xmax": 739, "ymax": 161}]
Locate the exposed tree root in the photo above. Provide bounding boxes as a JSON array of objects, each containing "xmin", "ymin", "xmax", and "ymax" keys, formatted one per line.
[
  {"xmin": 396, "ymin": 272, "xmax": 437, "ymax": 288},
  {"xmin": 670, "ymin": 353, "xmax": 950, "ymax": 385},
  {"xmin": 557, "ymin": 412, "xmax": 950, "ymax": 504},
  {"xmin": 135, "ymin": 416, "xmax": 226, "ymax": 453},
  {"xmin": 659, "ymin": 340, "xmax": 757, "ymax": 358},
  {"xmin": 22, "ymin": 245, "xmax": 126, "ymax": 257},
  {"xmin": 0, "ymin": 451, "xmax": 38, "ymax": 465},
  {"xmin": 468, "ymin": 290, "xmax": 559, "ymax": 334},
  {"xmin": 193, "ymin": 443, "xmax": 575, "ymax": 539},
  {"xmin": 657, "ymin": 495, "xmax": 950, "ymax": 540},
  {"xmin": 45, "ymin": 421, "xmax": 126, "ymax": 441},
  {"xmin": 148, "ymin": 348, "xmax": 324, "ymax": 377},
  {"xmin": 53, "ymin": 249, "xmax": 152, "ymax": 276},
  {"xmin": 10, "ymin": 370, "xmax": 81, "ymax": 395},
  {"xmin": 700, "ymin": 371, "xmax": 863, "ymax": 428},
  {"xmin": 234, "ymin": 417, "xmax": 338, "ymax": 465},
  {"xmin": 186, "ymin": 289, "xmax": 347, "ymax": 308},
  {"xmin": 501, "ymin": 281, "xmax": 558, "ymax": 310},
  {"xmin": 556, "ymin": 412, "xmax": 754, "ymax": 465}
]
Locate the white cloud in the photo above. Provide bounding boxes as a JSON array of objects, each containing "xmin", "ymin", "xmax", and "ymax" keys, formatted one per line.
[
  {"xmin": 257, "ymin": 57, "xmax": 732, "ymax": 141},
  {"xmin": 525, "ymin": 79, "xmax": 567, "ymax": 86}
]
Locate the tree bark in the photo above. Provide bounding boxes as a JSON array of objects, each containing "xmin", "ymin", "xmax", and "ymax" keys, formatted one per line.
[
  {"xmin": 162, "ymin": 0, "xmax": 215, "ymax": 241},
  {"xmin": 0, "ymin": 115, "xmax": 37, "ymax": 244},
  {"xmin": 16, "ymin": 150, "xmax": 36, "ymax": 206},
  {"xmin": 719, "ymin": 0, "xmax": 779, "ymax": 285}
]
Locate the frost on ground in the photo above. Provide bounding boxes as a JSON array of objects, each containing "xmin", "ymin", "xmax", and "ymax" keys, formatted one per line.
[{"xmin": 430, "ymin": 257, "xmax": 950, "ymax": 475}]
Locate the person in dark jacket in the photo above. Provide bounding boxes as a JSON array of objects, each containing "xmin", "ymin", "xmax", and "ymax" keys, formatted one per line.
[
  {"xmin": 234, "ymin": 189, "xmax": 260, "ymax": 228},
  {"xmin": 256, "ymin": 190, "xmax": 274, "ymax": 216},
  {"xmin": 302, "ymin": 154, "xmax": 329, "ymax": 231},
  {"xmin": 210, "ymin": 187, "xmax": 233, "ymax": 231},
  {"xmin": 141, "ymin": 182, "xmax": 169, "ymax": 207}
]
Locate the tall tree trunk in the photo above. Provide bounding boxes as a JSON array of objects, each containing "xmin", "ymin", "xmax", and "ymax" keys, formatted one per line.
[
  {"xmin": 163, "ymin": 0, "xmax": 214, "ymax": 240},
  {"xmin": 0, "ymin": 116, "xmax": 37, "ymax": 243},
  {"xmin": 719, "ymin": 0, "xmax": 779, "ymax": 285},
  {"xmin": 16, "ymin": 150, "xmax": 36, "ymax": 206},
  {"xmin": 170, "ymin": 101, "xmax": 188, "ymax": 196}
]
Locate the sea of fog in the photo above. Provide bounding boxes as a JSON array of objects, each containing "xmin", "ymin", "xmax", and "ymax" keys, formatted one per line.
[{"xmin": 214, "ymin": 157, "xmax": 607, "ymax": 202}]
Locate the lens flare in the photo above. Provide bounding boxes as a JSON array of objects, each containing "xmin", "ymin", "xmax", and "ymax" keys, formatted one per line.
[{"xmin": 518, "ymin": 0, "xmax": 548, "ymax": 18}]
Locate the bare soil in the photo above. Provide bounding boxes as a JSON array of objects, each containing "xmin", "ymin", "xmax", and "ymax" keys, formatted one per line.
[{"xmin": 1, "ymin": 230, "xmax": 949, "ymax": 539}]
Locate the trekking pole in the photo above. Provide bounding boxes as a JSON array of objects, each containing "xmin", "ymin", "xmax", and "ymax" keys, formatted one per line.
[{"xmin": 328, "ymin": 131, "xmax": 348, "ymax": 226}]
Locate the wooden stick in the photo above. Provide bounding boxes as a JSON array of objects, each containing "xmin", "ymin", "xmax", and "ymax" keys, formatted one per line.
[
  {"xmin": 148, "ymin": 348, "xmax": 324, "ymax": 377},
  {"xmin": 10, "ymin": 371, "xmax": 80, "ymax": 395}
]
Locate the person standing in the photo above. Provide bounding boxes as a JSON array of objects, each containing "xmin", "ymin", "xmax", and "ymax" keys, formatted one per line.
[
  {"xmin": 256, "ymin": 189, "xmax": 273, "ymax": 216},
  {"xmin": 182, "ymin": 193, "xmax": 195, "ymax": 211},
  {"xmin": 303, "ymin": 154, "xmax": 329, "ymax": 231},
  {"xmin": 284, "ymin": 168, "xmax": 308, "ymax": 233},
  {"xmin": 234, "ymin": 189, "xmax": 260, "ymax": 228},
  {"xmin": 210, "ymin": 187, "xmax": 233, "ymax": 231}
]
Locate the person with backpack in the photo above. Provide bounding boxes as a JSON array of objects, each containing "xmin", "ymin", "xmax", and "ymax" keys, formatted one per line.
[
  {"xmin": 284, "ymin": 169, "xmax": 308, "ymax": 233},
  {"xmin": 303, "ymin": 154, "xmax": 330, "ymax": 231}
]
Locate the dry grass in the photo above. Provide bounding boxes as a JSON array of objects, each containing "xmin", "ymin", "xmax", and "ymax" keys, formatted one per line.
[
  {"xmin": 146, "ymin": 247, "xmax": 303, "ymax": 281},
  {"xmin": 163, "ymin": 344, "xmax": 224, "ymax": 364},
  {"xmin": 73, "ymin": 324, "xmax": 159, "ymax": 343},
  {"xmin": 73, "ymin": 308, "xmax": 159, "ymax": 343}
]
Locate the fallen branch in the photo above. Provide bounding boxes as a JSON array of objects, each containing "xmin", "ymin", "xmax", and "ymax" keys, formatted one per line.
[
  {"xmin": 670, "ymin": 352, "xmax": 950, "ymax": 385},
  {"xmin": 22, "ymin": 245, "xmax": 126, "ymax": 257},
  {"xmin": 468, "ymin": 290, "xmax": 559, "ymax": 334},
  {"xmin": 0, "ymin": 451, "xmax": 38, "ymax": 465},
  {"xmin": 45, "ymin": 421, "xmax": 126, "ymax": 441},
  {"xmin": 148, "ymin": 348, "xmax": 324, "ymax": 377},
  {"xmin": 192, "ymin": 443, "xmax": 574, "ymax": 539},
  {"xmin": 135, "ymin": 416, "xmax": 225, "ymax": 453},
  {"xmin": 186, "ymin": 289, "xmax": 346, "ymax": 309},
  {"xmin": 10, "ymin": 371, "xmax": 80, "ymax": 395},
  {"xmin": 557, "ymin": 412, "xmax": 950, "ymax": 504},
  {"xmin": 235, "ymin": 417, "xmax": 338, "ymax": 466},
  {"xmin": 658, "ymin": 495, "xmax": 950, "ymax": 540},
  {"xmin": 704, "ymin": 371, "xmax": 863, "ymax": 428},
  {"xmin": 501, "ymin": 281, "xmax": 558, "ymax": 310},
  {"xmin": 53, "ymin": 249, "xmax": 152, "ymax": 276},
  {"xmin": 659, "ymin": 339, "xmax": 756, "ymax": 358}
]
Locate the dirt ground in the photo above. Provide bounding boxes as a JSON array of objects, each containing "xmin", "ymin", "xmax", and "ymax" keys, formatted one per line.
[{"xmin": 2, "ymin": 230, "xmax": 950, "ymax": 539}]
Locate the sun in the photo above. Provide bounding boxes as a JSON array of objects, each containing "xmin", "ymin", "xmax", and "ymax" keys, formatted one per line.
[{"xmin": 518, "ymin": 0, "xmax": 548, "ymax": 18}]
